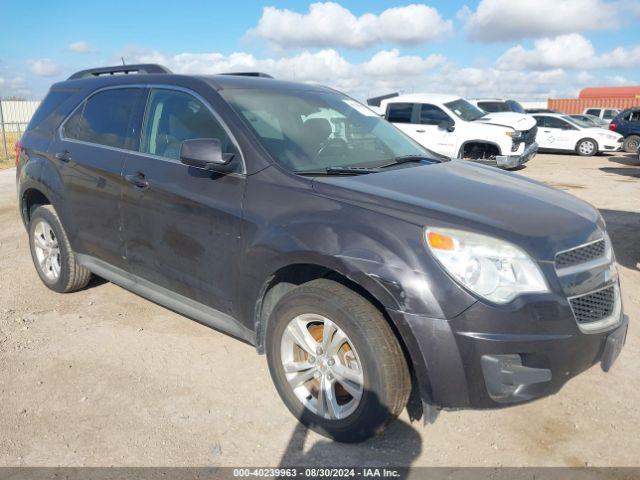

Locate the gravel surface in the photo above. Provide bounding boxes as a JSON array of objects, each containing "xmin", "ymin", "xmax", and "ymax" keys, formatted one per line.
[{"xmin": 0, "ymin": 153, "xmax": 638, "ymax": 467}]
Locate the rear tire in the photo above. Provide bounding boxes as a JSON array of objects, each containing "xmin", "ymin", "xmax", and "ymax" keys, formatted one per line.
[
  {"xmin": 266, "ymin": 279, "xmax": 410, "ymax": 442},
  {"xmin": 576, "ymin": 138, "xmax": 597, "ymax": 156},
  {"xmin": 623, "ymin": 135, "xmax": 640, "ymax": 153},
  {"xmin": 28, "ymin": 205, "xmax": 91, "ymax": 293}
]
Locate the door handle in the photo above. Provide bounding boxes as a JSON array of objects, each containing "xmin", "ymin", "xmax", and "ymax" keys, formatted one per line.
[
  {"xmin": 55, "ymin": 150, "xmax": 72, "ymax": 162},
  {"xmin": 415, "ymin": 129, "xmax": 426, "ymax": 133},
  {"xmin": 125, "ymin": 172, "xmax": 149, "ymax": 189}
]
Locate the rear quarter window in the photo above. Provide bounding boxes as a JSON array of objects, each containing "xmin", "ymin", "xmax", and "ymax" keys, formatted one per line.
[
  {"xmin": 27, "ymin": 90, "xmax": 78, "ymax": 136},
  {"xmin": 62, "ymin": 88, "xmax": 143, "ymax": 149}
]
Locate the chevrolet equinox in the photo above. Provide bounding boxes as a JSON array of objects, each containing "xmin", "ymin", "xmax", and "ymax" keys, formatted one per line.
[{"xmin": 16, "ymin": 64, "xmax": 628, "ymax": 442}]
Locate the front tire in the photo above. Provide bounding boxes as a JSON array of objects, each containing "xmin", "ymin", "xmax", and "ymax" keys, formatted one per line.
[
  {"xmin": 576, "ymin": 138, "xmax": 597, "ymax": 156},
  {"xmin": 29, "ymin": 205, "xmax": 91, "ymax": 293},
  {"xmin": 266, "ymin": 279, "xmax": 410, "ymax": 442},
  {"xmin": 623, "ymin": 135, "xmax": 640, "ymax": 153}
]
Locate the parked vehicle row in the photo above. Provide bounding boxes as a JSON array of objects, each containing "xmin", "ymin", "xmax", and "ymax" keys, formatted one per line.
[
  {"xmin": 370, "ymin": 93, "xmax": 538, "ymax": 169},
  {"xmin": 16, "ymin": 64, "xmax": 629, "ymax": 443}
]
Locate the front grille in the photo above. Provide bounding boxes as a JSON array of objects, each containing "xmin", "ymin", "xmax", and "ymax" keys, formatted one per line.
[
  {"xmin": 512, "ymin": 126, "xmax": 538, "ymax": 151},
  {"xmin": 555, "ymin": 239, "xmax": 606, "ymax": 269},
  {"xmin": 570, "ymin": 286, "xmax": 616, "ymax": 324},
  {"xmin": 522, "ymin": 125, "xmax": 537, "ymax": 146}
]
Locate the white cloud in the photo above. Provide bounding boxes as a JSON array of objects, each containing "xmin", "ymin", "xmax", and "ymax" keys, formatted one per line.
[
  {"xmin": 497, "ymin": 34, "xmax": 596, "ymax": 70},
  {"xmin": 462, "ymin": 0, "xmax": 618, "ymax": 42},
  {"xmin": 497, "ymin": 34, "xmax": 640, "ymax": 70},
  {"xmin": 361, "ymin": 49, "xmax": 446, "ymax": 76},
  {"xmin": 577, "ymin": 71, "xmax": 595, "ymax": 84},
  {"xmin": 68, "ymin": 41, "xmax": 95, "ymax": 53},
  {"xmin": 605, "ymin": 74, "xmax": 630, "ymax": 85},
  {"xmin": 29, "ymin": 58, "xmax": 59, "ymax": 76},
  {"xmin": 120, "ymin": 47, "xmax": 587, "ymax": 101},
  {"xmin": 247, "ymin": 2, "xmax": 452, "ymax": 49}
]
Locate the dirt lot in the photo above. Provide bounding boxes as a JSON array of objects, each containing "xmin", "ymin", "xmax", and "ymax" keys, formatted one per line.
[{"xmin": 0, "ymin": 153, "xmax": 638, "ymax": 468}]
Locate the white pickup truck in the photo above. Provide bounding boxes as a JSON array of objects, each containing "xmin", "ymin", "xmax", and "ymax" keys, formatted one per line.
[{"xmin": 371, "ymin": 93, "xmax": 538, "ymax": 169}]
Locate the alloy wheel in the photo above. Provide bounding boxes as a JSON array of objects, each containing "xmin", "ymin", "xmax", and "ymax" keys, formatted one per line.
[
  {"xmin": 33, "ymin": 219, "xmax": 61, "ymax": 281},
  {"xmin": 280, "ymin": 313, "xmax": 364, "ymax": 420}
]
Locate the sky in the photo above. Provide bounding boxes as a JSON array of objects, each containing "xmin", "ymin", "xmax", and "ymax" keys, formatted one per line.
[{"xmin": 0, "ymin": 0, "xmax": 639, "ymax": 101}]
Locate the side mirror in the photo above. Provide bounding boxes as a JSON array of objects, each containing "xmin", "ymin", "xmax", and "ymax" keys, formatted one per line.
[
  {"xmin": 438, "ymin": 121, "xmax": 455, "ymax": 132},
  {"xmin": 180, "ymin": 138, "xmax": 235, "ymax": 173}
]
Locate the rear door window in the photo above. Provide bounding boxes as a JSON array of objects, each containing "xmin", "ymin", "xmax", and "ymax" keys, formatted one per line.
[
  {"xmin": 386, "ymin": 103, "xmax": 414, "ymax": 123},
  {"xmin": 140, "ymin": 88, "xmax": 238, "ymax": 163},
  {"xmin": 627, "ymin": 110, "xmax": 640, "ymax": 122},
  {"xmin": 63, "ymin": 88, "xmax": 143, "ymax": 149},
  {"xmin": 544, "ymin": 117, "xmax": 572, "ymax": 129},
  {"xmin": 585, "ymin": 109, "xmax": 600, "ymax": 116},
  {"xmin": 603, "ymin": 109, "xmax": 618, "ymax": 120}
]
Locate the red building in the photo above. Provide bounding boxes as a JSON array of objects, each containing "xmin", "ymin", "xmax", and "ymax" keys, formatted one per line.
[{"xmin": 548, "ymin": 86, "xmax": 640, "ymax": 114}]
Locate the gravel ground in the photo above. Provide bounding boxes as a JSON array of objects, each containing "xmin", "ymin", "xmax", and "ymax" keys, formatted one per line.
[{"xmin": 0, "ymin": 153, "xmax": 638, "ymax": 468}]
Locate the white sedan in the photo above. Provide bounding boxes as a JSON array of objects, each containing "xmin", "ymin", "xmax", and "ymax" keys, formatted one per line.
[{"xmin": 532, "ymin": 113, "xmax": 623, "ymax": 156}]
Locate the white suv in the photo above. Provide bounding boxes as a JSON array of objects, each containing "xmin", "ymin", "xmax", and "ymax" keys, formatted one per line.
[{"xmin": 377, "ymin": 94, "xmax": 538, "ymax": 169}]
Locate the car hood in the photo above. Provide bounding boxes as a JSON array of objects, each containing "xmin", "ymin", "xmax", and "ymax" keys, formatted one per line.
[
  {"xmin": 312, "ymin": 161, "xmax": 603, "ymax": 261},
  {"xmin": 475, "ymin": 112, "xmax": 536, "ymax": 131},
  {"xmin": 581, "ymin": 127, "xmax": 622, "ymax": 138}
]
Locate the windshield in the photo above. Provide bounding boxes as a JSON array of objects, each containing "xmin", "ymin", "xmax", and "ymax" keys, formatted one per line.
[
  {"xmin": 220, "ymin": 89, "xmax": 430, "ymax": 173},
  {"xmin": 562, "ymin": 115, "xmax": 591, "ymax": 128},
  {"xmin": 444, "ymin": 99, "xmax": 486, "ymax": 122}
]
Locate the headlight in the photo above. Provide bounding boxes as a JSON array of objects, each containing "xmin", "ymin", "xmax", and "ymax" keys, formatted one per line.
[
  {"xmin": 425, "ymin": 227, "xmax": 548, "ymax": 304},
  {"xmin": 505, "ymin": 130, "xmax": 522, "ymax": 138}
]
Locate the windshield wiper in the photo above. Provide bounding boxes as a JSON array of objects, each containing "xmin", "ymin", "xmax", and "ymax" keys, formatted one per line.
[
  {"xmin": 295, "ymin": 166, "xmax": 381, "ymax": 175},
  {"xmin": 378, "ymin": 155, "xmax": 434, "ymax": 168}
]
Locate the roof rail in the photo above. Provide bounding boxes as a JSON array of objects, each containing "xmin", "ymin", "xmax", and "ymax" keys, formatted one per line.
[
  {"xmin": 366, "ymin": 92, "xmax": 399, "ymax": 107},
  {"xmin": 219, "ymin": 72, "xmax": 274, "ymax": 79},
  {"xmin": 67, "ymin": 64, "xmax": 172, "ymax": 80}
]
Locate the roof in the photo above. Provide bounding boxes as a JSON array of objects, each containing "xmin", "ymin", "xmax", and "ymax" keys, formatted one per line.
[
  {"xmin": 55, "ymin": 64, "xmax": 332, "ymax": 94},
  {"xmin": 579, "ymin": 86, "xmax": 640, "ymax": 99},
  {"xmin": 381, "ymin": 93, "xmax": 461, "ymax": 105},
  {"xmin": 195, "ymin": 75, "xmax": 331, "ymax": 93}
]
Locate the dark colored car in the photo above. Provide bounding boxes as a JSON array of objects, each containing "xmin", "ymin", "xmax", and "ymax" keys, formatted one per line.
[
  {"xmin": 525, "ymin": 108, "xmax": 561, "ymax": 114},
  {"xmin": 609, "ymin": 108, "xmax": 640, "ymax": 153},
  {"xmin": 16, "ymin": 64, "xmax": 628, "ymax": 442},
  {"xmin": 472, "ymin": 99, "xmax": 526, "ymax": 113},
  {"xmin": 569, "ymin": 114, "xmax": 609, "ymax": 129}
]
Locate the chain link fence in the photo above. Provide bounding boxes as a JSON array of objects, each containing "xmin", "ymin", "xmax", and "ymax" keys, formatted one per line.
[{"xmin": 0, "ymin": 98, "xmax": 41, "ymax": 168}]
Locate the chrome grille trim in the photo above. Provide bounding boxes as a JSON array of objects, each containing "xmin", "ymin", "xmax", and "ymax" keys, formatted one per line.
[
  {"xmin": 554, "ymin": 237, "xmax": 611, "ymax": 276},
  {"xmin": 568, "ymin": 283, "xmax": 621, "ymax": 333}
]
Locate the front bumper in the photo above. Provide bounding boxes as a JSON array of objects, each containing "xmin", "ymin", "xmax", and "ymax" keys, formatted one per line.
[
  {"xmin": 600, "ymin": 138, "xmax": 623, "ymax": 152},
  {"xmin": 475, "ymin": 142, "xmax": 538, "ymax": 170},
  {"xmin": 389, "ymin": 300, "xmax": 628, "ymax": 409}
]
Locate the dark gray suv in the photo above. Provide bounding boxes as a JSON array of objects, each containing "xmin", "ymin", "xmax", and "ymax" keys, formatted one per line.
[{"xmin": 16, "ymin": 64, "xmax": 628, "ymax": 442}]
